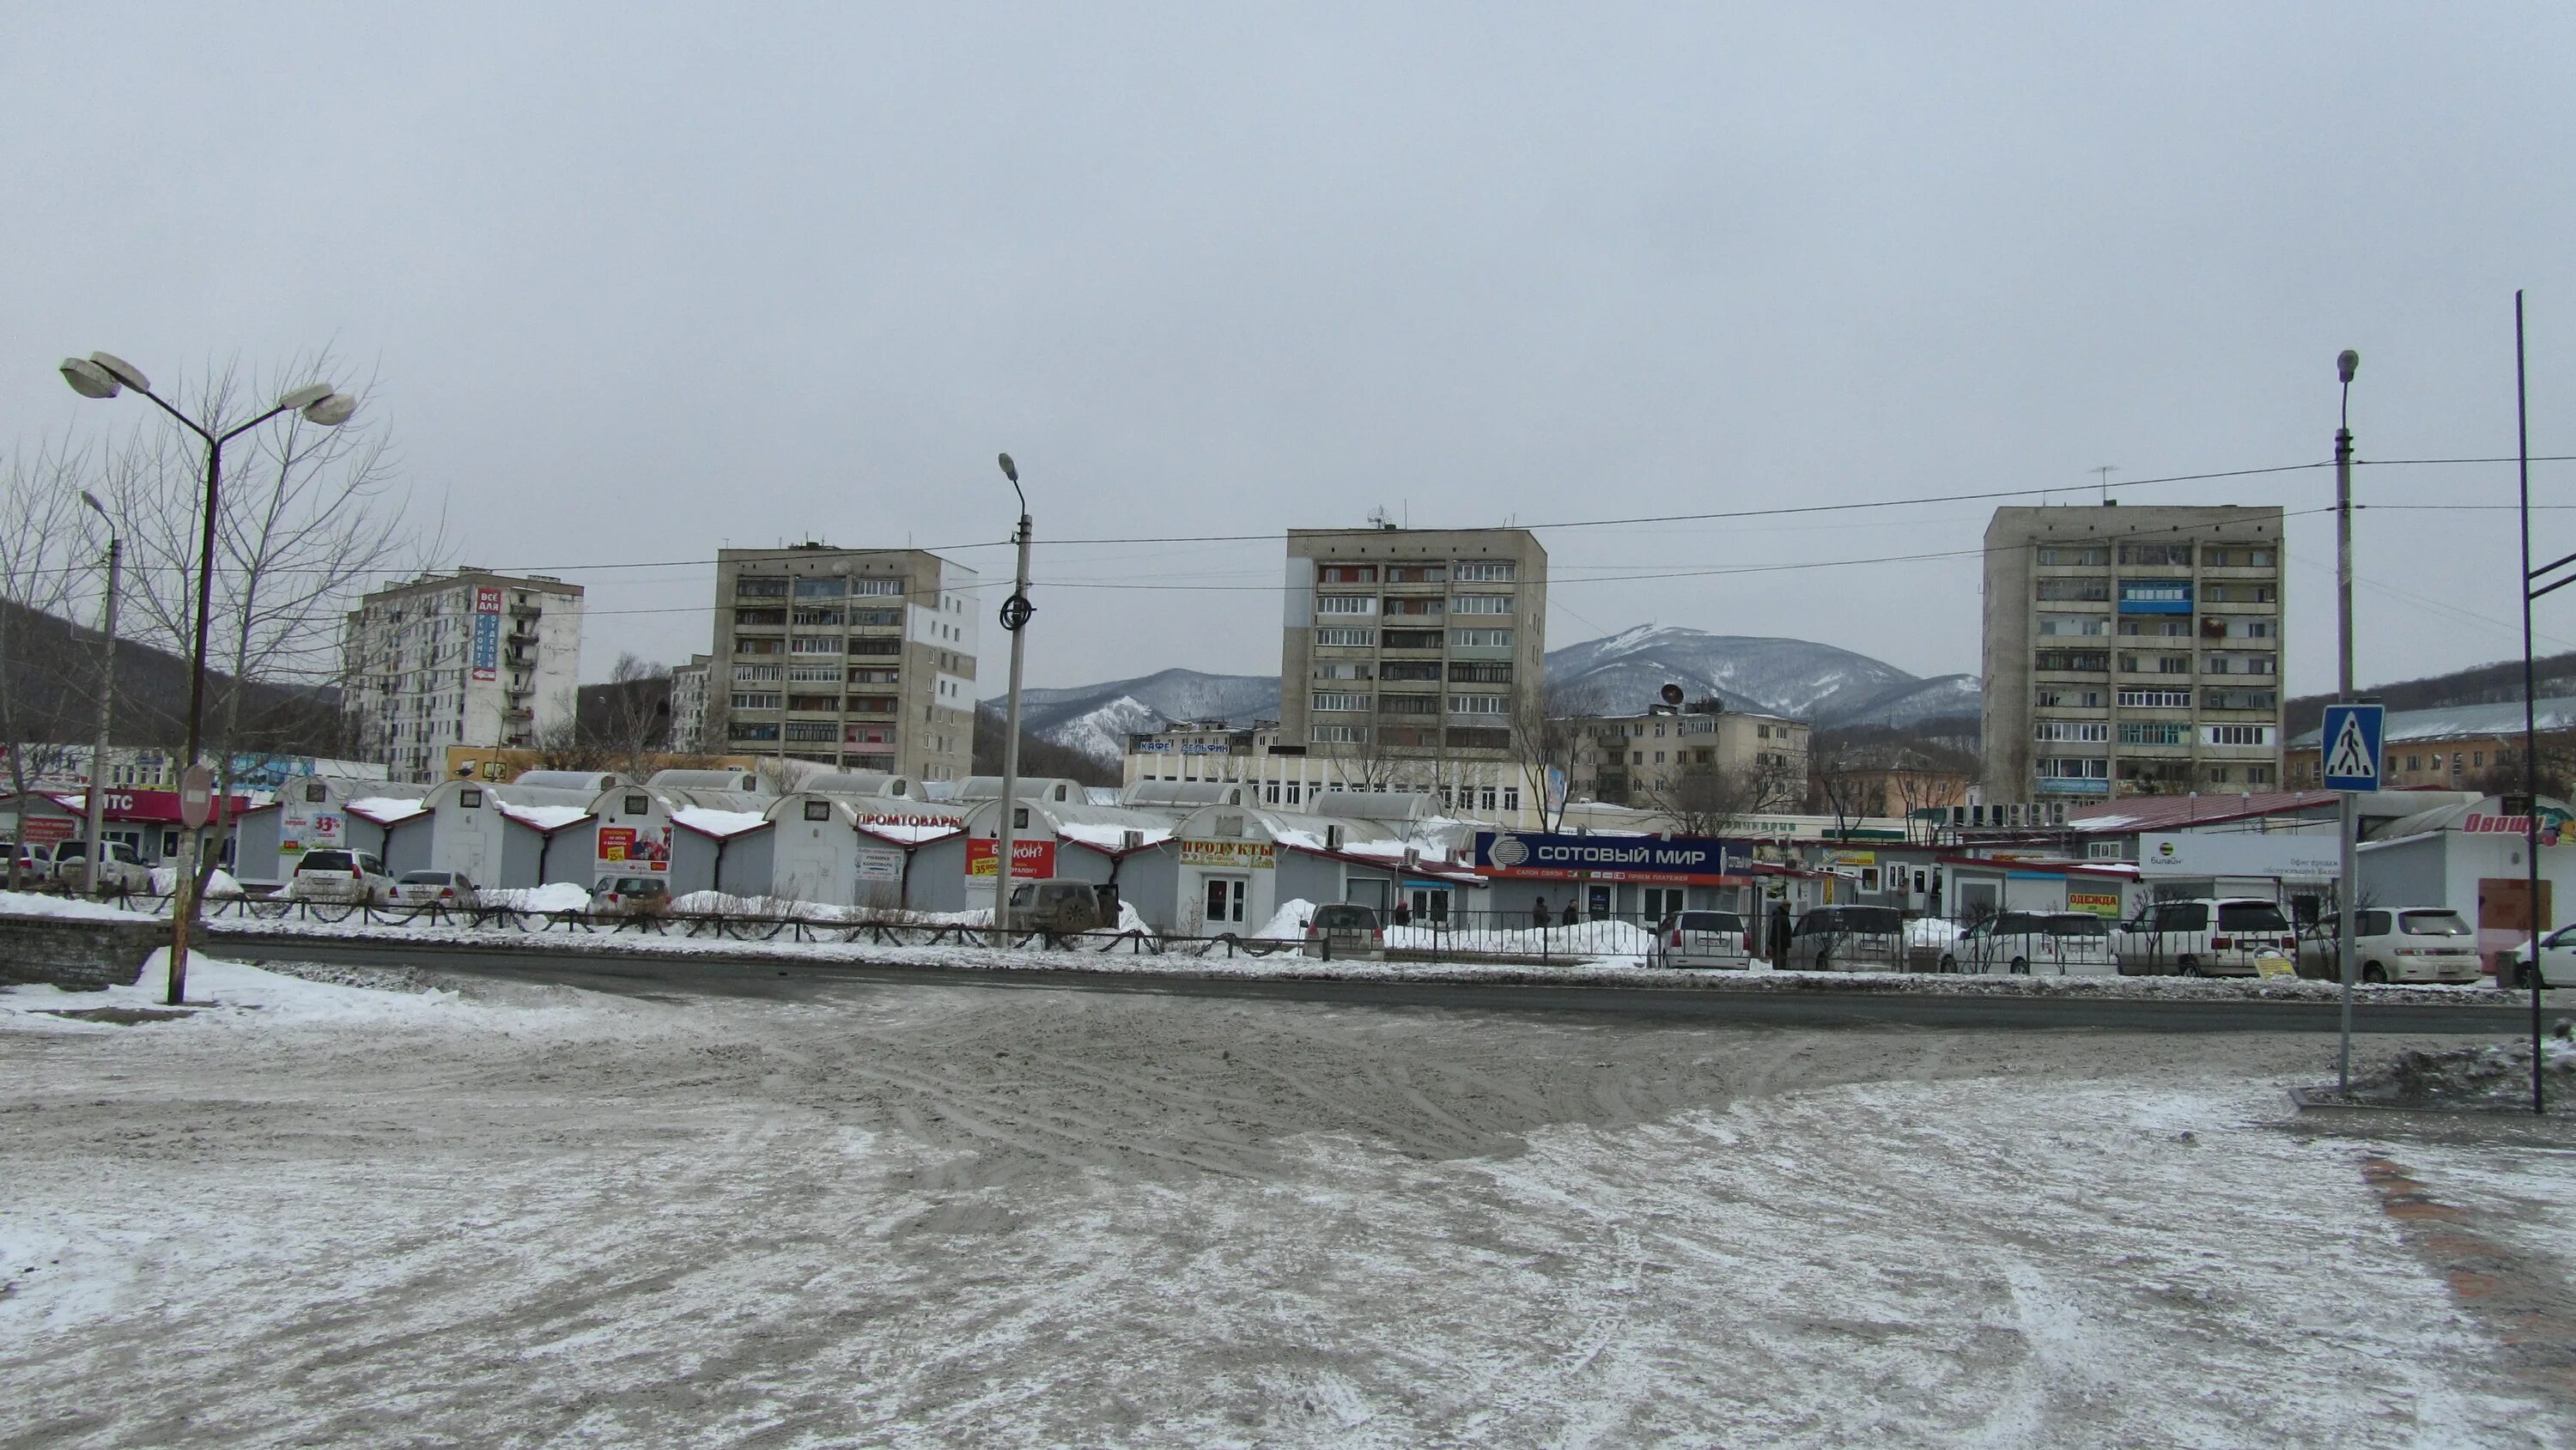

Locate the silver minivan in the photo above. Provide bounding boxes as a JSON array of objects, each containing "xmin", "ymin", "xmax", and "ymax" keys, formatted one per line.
[
  {"xmin": 2299, "ymin": 907, "xmax": 2482, "ymax": 985},
  {"xmin": 2111, "ymin": 897, "xmax": 2296, "ymax": 976},
  {"xmin": 1650, "ymin": 910, "xmax": 1753, "ymax": 969},
  {"xmin": 1784, "ymin": 906, "xmax": 1908, "ymax": 972}
]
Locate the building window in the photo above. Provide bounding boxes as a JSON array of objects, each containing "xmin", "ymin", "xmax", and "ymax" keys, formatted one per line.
[
  {"xmin": 735, "ymin": 577, "xmax": 788, "ymax": 598},
  {"xmin": 1318, "ymin": 565, "xmax": 1378, "ymax": 584},
  {"xmin": 1311, "ymin": 725, "xmax": 1368, "ymax": 743},
  {"xmin": 1453, "ymin": 561, "xmax": 1516, "ymax": 582},
  {"xmin": 2035, "ymin": 545, "xmax": 2110, "ymax": 566},
  {"xmin": 2035, "ymin": 721, "xmax": 2110, "ymax": 743},
  {"xmin": 1315, "ymin": 595, "xmax": 1377, "ymax": 616},
  {"xmin": 2038, "ymin": 614, "xmax": 2110, "ymax": 637},
  {"xmin": 1449, "ymin": 695, "xmax": 1507, "ymax": 715},
  {"xmin": 1449, "ymin": 594, "xmax": 1513, "ymax": 615},
  {"xmin": 2034, "ymin": 651, "xmax": 2108, "ymax": 672},
  {"xmin": 850, "ymin": 579, "xmax": 904, "ymax": 596},
  {"xmin": 792, "ymin": 577, "xmax": 845, "ymax": 598},
  {"xmin": 1451, "ymin": 628, "xmax": 1514, "ymax": 649},
  {"xmin": 2202, "ymin": 725, "xmax": 2272, "ymax": 747},
  {"xmin": 731, "ymin": 693, "xmax": 781, "ymax": 710},
  {"xmin": 1447, "ymin": 661, "xmax": 1512, "ymax": 683},
  {"xmin": 2118, "ymin": 722, "xmax": 2187, "ymax": 745},
  {"xmin": 1384, "ymin": 564, "xmax": 1446, "ymax": 584},
  {"xmin": 1311, "ymin": 692, "xmax": 1369, "ymax": 712},
  {"xmin": 2116, "ymin": 543, "xmax": 2194, "ymax": 566},
  {"xmin": 2117, "ymin": 689, "xmax": 2192, "ymax": 708},
  {"xmin": 1314, "ymin": 628, "xmax": 1376, "ymax": 647}
]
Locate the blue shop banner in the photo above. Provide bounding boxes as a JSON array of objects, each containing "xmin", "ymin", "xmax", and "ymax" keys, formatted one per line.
[{"xmin": 1473, "ymin": 830, "xmax": 1755, "ymax": 883}]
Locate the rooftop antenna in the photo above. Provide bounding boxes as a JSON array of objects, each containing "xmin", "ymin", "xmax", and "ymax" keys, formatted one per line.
[
  {"xmin": 1366, "ymin": 506, "xmax": 1397, "ymax": 531},
  {"xmin": 2093, "ymin": 464, "xmax": 2118, "ymax": 505}
]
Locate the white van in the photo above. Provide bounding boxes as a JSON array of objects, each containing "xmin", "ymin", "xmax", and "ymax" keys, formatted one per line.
[
  {"xmin": 2111, "ymin": 897, "xmax": 2296, "ymax": 977},
  {"xmin": 1942, "ymin": 912, "xmax": 2117, "ymax": 975},
  {"xmin": 2298, "ymin": 907, "xmax": 2482, "ymax": 985}
]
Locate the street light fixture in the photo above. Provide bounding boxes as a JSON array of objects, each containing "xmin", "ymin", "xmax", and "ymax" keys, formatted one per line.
[
  {"xmin": 76, "ymin": 489, "xmax": 121, "ymax": 893},
  {"xmin": 2513, "ymin": 291, "xmax": 2556, "ymax": 1114},
  {"xmin": 58, "ymin": 352, "xmax": 357, "ymax": 1004},
  {"xmin": 990, "ymin": 452, "xmax": 1034, "ymax": 942},
  {"xmin": 2334, "ymin": 349, "xmax": 2360, "ymax": 1089}
]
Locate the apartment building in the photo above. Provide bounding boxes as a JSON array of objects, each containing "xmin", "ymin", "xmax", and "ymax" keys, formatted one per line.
[
  {"xmin": 708, "ymin": 546, "xmax": 978, "ymax": 783},
  {"xmin": 1564, "ymin": 700, "xmax": 1809, "ymax": 810},
  {"xmin": 1121, "ymin": 719, "xmax": 1542, "ymax": 823},
  {"xmin": 344, "ymin": 569, "xmax": 585, "ymax": 783},
  {"xmin": 1278, "ymin": 525, "xmax": 1548, "ymax": 808},
  {"xmin": 1981, "ymin": 505, "xmax": 2286, "ymax": 801},
  {"xmin": 666, "ymin": 653, "xmax": 713, "ymax": 753}
]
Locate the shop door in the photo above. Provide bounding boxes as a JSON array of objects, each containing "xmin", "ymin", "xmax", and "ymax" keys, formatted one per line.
[
  {"xmin": 1643, "ymin": 887, "xmax": 1686, "ymax": 922},
  {"xmin": 1587, "ymin": 884, "xmax": 1613, "ymax": 919},
  {"xmin": 1404, "ymin": 885, "xmax": 1450, "ymax": 924},
  {"xmin": 1203, "ymin": 876, "xmax": 1248, "ymax": 928}
]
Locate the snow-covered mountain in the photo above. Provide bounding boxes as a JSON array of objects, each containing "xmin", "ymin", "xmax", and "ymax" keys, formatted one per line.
[
  {"xmin": 992, "ymin": 628, "xmax": 1980, "ymax": 763},
  {"xmin": 1546, "ymin": 625, "xmax": 1981, "ymax": 728}
]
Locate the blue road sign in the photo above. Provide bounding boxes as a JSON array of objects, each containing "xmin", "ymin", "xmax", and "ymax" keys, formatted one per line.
[{"xmin": 2320, "ymin": 703, "xmax": 2385, "ymax": 792}]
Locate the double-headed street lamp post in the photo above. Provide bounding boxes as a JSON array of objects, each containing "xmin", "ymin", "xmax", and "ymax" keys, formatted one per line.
[
  {"xmin": 77, "ymin": 490, "xmax": 121, "ymax": 890},
  {"xmin": 58, "ymin": 352, "xmax": 357, "ymax": 1004},
  {"xmin": 2335, "ymin": 349, "xmax": 2361, "ymax": 1089},
  {"xmin": 991, "ymin": 452, "xmax": 1034, "ymax": 942}
]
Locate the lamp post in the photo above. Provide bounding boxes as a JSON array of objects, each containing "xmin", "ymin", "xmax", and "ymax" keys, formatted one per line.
[
  {"xmin": 2515, "ymin": 291, "xmax": 2556, "ymax": 1113},
  {"xmin": 78, "ymin": 490, "xmax": 120, "ymax": 893},
  {"xmin": 2335, "ymin": 349, "xmax": 2361, "ymax": 1090},
  {"xmin": 58, "ymin": 353, "xmax": 357, "ymax": 1004},
  {"xmin": 991, "ymin": 452, "xmax": 1034, "ymax": 941}
]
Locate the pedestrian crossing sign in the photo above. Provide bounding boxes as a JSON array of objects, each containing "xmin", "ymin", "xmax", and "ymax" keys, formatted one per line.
[{"xmin": 2320, "ymin": 703, "xmax": 2384, "ymax": 792}]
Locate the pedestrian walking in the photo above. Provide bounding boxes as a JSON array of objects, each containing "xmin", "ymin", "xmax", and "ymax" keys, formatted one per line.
[{"xmin": 1532, "ymin": 896, "xmax": 1550, "ymax": 930}]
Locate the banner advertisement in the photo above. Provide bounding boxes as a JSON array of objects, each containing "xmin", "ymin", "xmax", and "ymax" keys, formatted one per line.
[
  {"xmin": 1179, "ymin": 839, "xmax": 1276, "ymax": 870},
  {"xmin": 19, "ymin": 816, "xmax": 74, "ymax": 845},
  {"xmin": 279, "ymin": 796, "xmax": 343, "ymax": 858},
  {"xmin": 1473, "ymin": 830, "xmax": 1753, "ymax": 885},
  {"xmin": 2066, "ymin": 889, "xmax": 2124, "ymax": 918},
  {"xmin": 2136, "ymin": 832, "xmax": 2339, "ymax": 880},
  {"xmin": 966, "ymin": 839, "xmax": 1056, "ymax": 879},
  {"xmin": 471, "ymin": 586, "xmax": 504, "ymax": 682},
  {"xmin": 596, "ymin": 823, "xmax": 671, "ymax": 872},
  {"xmin": 856, "ymin": 847, "xmax": 906, "ymax": 882}
]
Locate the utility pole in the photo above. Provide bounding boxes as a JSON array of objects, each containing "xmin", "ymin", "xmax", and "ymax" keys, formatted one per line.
[
  {"xmin": 992, "ymin": 452, "xmax": 1034, "ymax": 940},
  {"xmin": 2093, "ymin": 464, "xmax": 2118, "ymax": 505},
  {"xmin": 80, "ymin": 493, "xmax": 120, "ymax": 890},
  {"xmin": 2335, "ymin": 349, "xmax": 2360, "ymax": 1089}
]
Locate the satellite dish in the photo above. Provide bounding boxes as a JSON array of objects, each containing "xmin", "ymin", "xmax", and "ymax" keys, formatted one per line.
[{"xmin": 1660, "ymin": 683, "xmax": 1685, "ymax": 706}]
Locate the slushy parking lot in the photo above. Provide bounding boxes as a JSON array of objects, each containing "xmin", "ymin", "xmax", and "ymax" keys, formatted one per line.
[{"xmin": 6, "ymin": 958, "xmax": 2573, "ymax": 1447}]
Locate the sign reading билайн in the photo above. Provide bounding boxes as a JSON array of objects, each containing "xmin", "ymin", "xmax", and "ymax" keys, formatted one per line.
[{"xmin": 1472, "ymin": 831, "xmax": 1754, "ymax": 885}]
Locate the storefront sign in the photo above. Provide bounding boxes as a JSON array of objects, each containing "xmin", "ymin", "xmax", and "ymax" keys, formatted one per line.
[
  {"xmin": 967, "ymin": 839, "xmax": 1056, "ymax": 878},
  {"xmin": 19, "ymin": 816, "xmax": 74, "ymax": 845},
  {"xmin": 2460, "ymin": 805, "xmax": 2571, "ymax": 845},
  {"xmin": 596, "ymin": 823, "xmax": 671, "ymax": 872},
  {"xmin": 2066, "ymin": 890, "xmax": 2123, "ymax": 918},
  {"xmin": 2137, "ymin": 832, "xmax": 2338, "ymax": 880},
  {"xmin": 1473, "ymin": 831, "xmax": 1752, "ymax": 885},
  {"xmin": 1180, "ymin": 839, "xmax": 1276, "ymax": 869}
]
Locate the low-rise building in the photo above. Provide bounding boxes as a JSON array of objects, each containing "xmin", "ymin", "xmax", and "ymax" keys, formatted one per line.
[
  {"xmin": 2282, "ymin": 696, "xmax": 2576, "ymax": 792},
  {"xmin": 1564, "ymin": 699, "xmax": 1808, "ymax": 815},
  {"xmin": 1122, "ymin": 719, "xmax": 1542, "ymax": 827}
]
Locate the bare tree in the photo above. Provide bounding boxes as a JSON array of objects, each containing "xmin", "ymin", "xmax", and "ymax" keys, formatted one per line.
[
  {"xmin": 94, "ymin": 355, "xmax": 428, "ymax": 901},
  {"xmin": 2469, "ymin": 743, "xmax": 2576, "ymax": 802},
  {"xmin": 1805, "ymin": 736, "xmax": 1874, "ymax": 843},
  {"xmin": 1508, "ymin": 682, "xmax": 1604, "ymax": 831},
  {"xmin": 0, "ymin": 447, "xmax": 94, "ymax": 889},
  {"xmin": 1635, "ymin": 751, "xmax": 1801, "ymax": 837}
]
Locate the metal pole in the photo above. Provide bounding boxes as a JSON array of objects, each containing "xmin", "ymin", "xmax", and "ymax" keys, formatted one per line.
[
  {"xmin": 167, "ymin": 433, "xmax": 222, "ymax": 1006},
  {"xmin": 992, "ymin": 500, "xmax": 1033, "ymax": 942},
  {"xmin": 84, "ymin": 532, "xmax": 120, "ymax": 890},
  {"xmin": 2518, "ymin": 289, "xmax": 2544, "ymax": 1114},
  {"xmin": 2336, "ymin": 373, "xmax": 2358, "ymax": 1089}
]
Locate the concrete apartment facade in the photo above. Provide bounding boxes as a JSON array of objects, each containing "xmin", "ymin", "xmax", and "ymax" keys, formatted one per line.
[
  {"xmin": 666, "ymin": 652, "xmax": 713, "ymax": 753},
  {"xmin": 1564, "ymin": 701, "xmax": 1809, "ymax": 810},
  {"xmin": 1121, "ymin": 719, "xmax": 1546, "ymax": 824},
  {"xmin": 344, "ymin": 569, "xmax": 586, "ymax": 784},
  {"xmin": 708, "ymin": 546, "xmax": 979, "ymax": 784},
  {"xmin": 1981, "ymin": 504, "xmax": 2286, "ymax": 802},
  {"xmin": 1278, "ymin": 525, "xmax": 1549, "ymax": 807}
]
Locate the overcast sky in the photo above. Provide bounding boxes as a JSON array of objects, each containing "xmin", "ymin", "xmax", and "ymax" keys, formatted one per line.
[{"xmin": 7, "ymin": 5, "xmax": 2570, "ymax": 698}]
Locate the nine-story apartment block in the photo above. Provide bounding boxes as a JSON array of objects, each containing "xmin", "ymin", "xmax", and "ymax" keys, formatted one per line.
[{"xmin": 343, "ymin": 568, "xmax": 586, "ymax": 784}]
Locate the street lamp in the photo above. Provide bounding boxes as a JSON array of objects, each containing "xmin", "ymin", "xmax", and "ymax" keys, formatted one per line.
[
  {"xmin": 2334, "ymin": 349, "xmax": 2360, "ymax": 1090},
  {"xmin": 990, "ymin": 452, "xmax": 1034, "ymax": 941},
  {"xmin": 2514, "ymin": 291, "xmax": 2557, "ymax": 1113},
  {"xmin": 76, "ymin": 489, "xmax": 120, "ymax": 894},
  {"xmin": 59, "ymin": 351, "xmax": 358, "ymax": 1004}
]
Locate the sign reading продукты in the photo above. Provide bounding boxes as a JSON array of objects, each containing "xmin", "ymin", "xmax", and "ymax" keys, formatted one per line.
[{"xmin": 2320, "ymin": 703, "xmax": 2385, "ymax": 792}]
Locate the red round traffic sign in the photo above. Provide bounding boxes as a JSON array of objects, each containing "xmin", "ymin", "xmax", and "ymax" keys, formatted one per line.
[{"xmin": 179, "ymin": 764, "xmax": 216, "ymax": 829}]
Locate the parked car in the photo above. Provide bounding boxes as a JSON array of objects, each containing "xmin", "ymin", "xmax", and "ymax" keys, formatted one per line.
[
  {"xmin": 591, "ymin": 876, "xmax": 671, "ymax": 913},
  {"xmin": 1905, "ymin": 916, "xmax": 1965, "ymax": 971},
  {"xmin": 1941, "ymin": 912, "xmax": 2117, "ymax": 975},
  {"xmin": 0, "ymin": 839, "xmax": 58, "ymax": 886},
  {"xmin": 1003, "ymin": 877, "xmax": 1112, "ymax": 934},
  {"xmin": 2505, "ymin": 925, "xmax": 2576, "ymax": 990},
  {"xmin": 1303, "ymin": 902, "xmax": 1385, "ymax": 959},
  {"xmin": 1784, "ymin": 906, "xmax": 1908, "ymax": 972},
  {"xmin": 2111, "ymin": 897, "xmax": 2296, "ymax": 976},
  {"xmin": 284, "ymin": 848, "xmax": 395, "ymax": 905},
  {"xmin": 52, "ymin": 840, "xmax": 149, "ymax": 894},
  {"xmin": 392, "ymin": 869, "xmax": 481, "ymax": 908},
  {"xmin": 2295, "ymin": 907, "xmax": 2482, "ymax": 985},
  {"xmin": 1649, "ymin": 910, "xmax": 1753, "ymax": 969}
]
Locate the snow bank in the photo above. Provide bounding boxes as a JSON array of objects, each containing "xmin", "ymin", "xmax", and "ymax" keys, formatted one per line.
[
  {"xmin": 672, "ymin": 807, "xmax": 769, "ymax": 839},
  {"xmin": 481, "ymin": 883, "xmax": 592, "ymax": 913},
  {"xmin": 147, "ymin": 866, "xmax": 243, "ymax": 898},
  {"xmin": 1254, "ymin": 899, "xmax": 1316, "ymax": 940},
  {"xmin": 0, "ymin": 949, "xmax": 460, "ymax": 1028},
  {"xmin": 501, "ymin": 805, "xmax": 591, "ymax": 832},
  {"xmin": 2321, "ymin": 1027, "xmax": 2576, "ymax": 1113},
  {"xmin": 0, "ymin": 890, "xmax": 153, "ymax": 922}
]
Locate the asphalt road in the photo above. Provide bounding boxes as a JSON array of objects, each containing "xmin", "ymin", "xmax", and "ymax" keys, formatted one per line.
[{"xmin": 210, "ymin": 932, "xmax": 2575, "ymax": 1034}]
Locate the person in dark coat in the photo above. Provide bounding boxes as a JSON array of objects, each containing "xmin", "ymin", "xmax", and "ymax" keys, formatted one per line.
[
  {"xmin": 1392, "ymin": 900, "xmax": 1412, "ymax": 927},
  {"xmin": 1770, "ymin": 901, "xmax": 1794, "ymax": 968},
  {"xmin": 1562, "ymin": 900, "xmax": 1579, "ymax": 926},
  {"xmin": 1532, "ymin": 896, "xmax": 1550, "ymax": 930}
]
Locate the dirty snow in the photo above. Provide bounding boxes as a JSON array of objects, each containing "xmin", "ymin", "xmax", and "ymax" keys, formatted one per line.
[
  {"xmin": 145, "ymin": 865, "xmax": 244, "ymax": 897},
  {"xmin": 479, "ymin": 883, "xmax": 592, "ymax": 913},
  {"xmin": 1, "ymin": 981, "xmax": 2564, "ymax": 1445},
  {"xmin": 0, "ymin": 949, "xmax": 465, "ymax": 1028},
  {"xmin": 0, "ymin": 890, "xmax": 149, "ymax": 922}
]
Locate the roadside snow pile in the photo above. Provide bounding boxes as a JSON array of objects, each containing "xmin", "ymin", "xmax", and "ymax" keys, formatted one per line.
[
  {"xmin": 0, "ymin": 949, "xmax": 460, "ymax": 1028},
  {"xmin": 669, "ymin": 891, "xmax": 854, "ymax": 920},
  {"xmin": 2324, "ymin": 1025, "xmax": 2576, "ymax": 1114},
  {"xmin": 146, "ymin": 867, "xmax": 243, "ymax": 898},
  {"xmin": 0, "ymin": 890, "xmax": 152, "ymax": 922},
  {"xmin": 1905, "ymin": 918, "xmax": 1962, "ymax": 949},
  {"xmin": 1254, "ymin": 899, "xmax": 1315, "ymax": 940},
  {"xmin": 1388, "ymin": 919, "xmax": 1659, "ymax": 963},
  {"xmin": 481, "ymin": 883, "xmax": 592, "ymax": 913}
]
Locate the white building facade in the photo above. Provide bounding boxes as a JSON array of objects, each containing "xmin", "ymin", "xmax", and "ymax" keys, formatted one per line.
[{"xmin": 344, "ymin": 569, "xmax": 586, "ymax": 783}]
